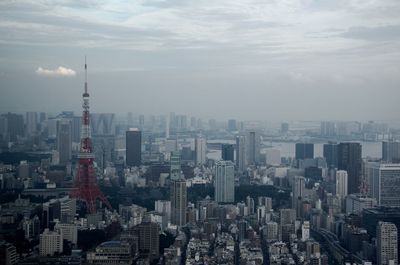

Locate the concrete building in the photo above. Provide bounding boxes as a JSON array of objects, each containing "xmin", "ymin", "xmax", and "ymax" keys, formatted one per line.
[
  {"xmin": 55, "ymin": 223, "xmax": 78, "ymax": 245},
  {"xmin": 365, "ymin": 163, "xmax": 400, "ymax": 207},
  {"xmin": 0, "ymin": 241, "xmax": 18, "ymax": 265},
  {"xmin": 170, "ymin": 179, "xmax": 187, "ymax": 226},
  {"xmin": 377, "ymin": 222, "xmax": 398, "ymax": 265},
  {"xmin": 247, "ymin": 131, "xmax": 260, "ymax": 164},
  {"xmin": 39, "ymin": 229, "xmax": 63, "ymax": 256},
  {"xmin": 195, "ymin": 137, "xmax": 207, "ymax": 165},
  {"xmin": 214, "ymin": 160, "xmax": 235, "ymax": 203},
  {"xmin": 335, "ymin": 170, "xmax": 348, "ymax": 198},
  {"xmin": 382, "ymin": 141, "xmax": 400, "ymax": 163},
  {"xmin": 345, "ymin": 194, "xmax": 376, "ymax": 214},
  {"xmin": 87, "ymin": 241, "xmax": 132, "ymax": 265}
]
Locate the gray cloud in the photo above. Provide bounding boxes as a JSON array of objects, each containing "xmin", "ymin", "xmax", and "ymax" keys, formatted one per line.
[
  {"xmin": 341, "ymin": 25, "xmax": 400, "ymax": 41},
  {"xmin": 0, "ymin": 0, "xmax": 399, "ymax": 121}
]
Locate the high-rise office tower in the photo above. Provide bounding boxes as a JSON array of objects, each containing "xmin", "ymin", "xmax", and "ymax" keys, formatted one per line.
[
  {"xmin": 335, "ymin": 170, "xmax": 348, "ymax": 198},
  {"xmin": 126, "ymin": 128, "xmax": 142, "ymax": 167},
  {"xmin": 195, "ymin": 137, "xmax": 206, "ymax": 165},
  {"xmin": 236, "ymin": 135, "xmax": 246, "ymax": 172},
  {"xmin": 1, "ymin": 112, "xmax": 24, "ymax": 142},
  {"xmin": 365, "ymin": 163, "xmax": 400, "ymax": 207},
  {"xmin": 377, "ymin": 222, "xmax": 398, "ymax": 265},
  {"xmin": 221, "ymin": 144, "xmax": 234, "ymax": 162},
  {"xmin": 136, "ymin": 221, "xmax": 160, "ymax": 262},
  {"xmin": 57, "ymin": 119, "xmax": 72, "ymax": 165},
  {"xmin": 337, "ymin": 142, "xmax": 362, "ymax": 194},
  {"xmin": 323, "ymin": 142, "xmax": 338, "ymax": 168},
  {"xmin": 170, "ymin": 152, "xmax": 187, "ymax": 226},
  {"xmin": 247, "ymin": 131, "xmax": 260, "ymax": 164},
  {"xmin": 214, "ymin": 160, "xmax": 235, "ymax": 203},
  {"xmin": 25, "ymin": 111, "xmax": 38, "ymax": 136},
  {"xmin": 228, "ymin": 119, "xmax": 237, "ymax": 132},
  {"xmin": 295, "ymin": 143, "xmax": 314, "ymax": 160},
  {"xmin": 292, "ymin": 176, "xmax": 305, "ymax": 218},
  {"xmin": 382, "ymin": 141, "xmax": 400, "ymax": 163}
]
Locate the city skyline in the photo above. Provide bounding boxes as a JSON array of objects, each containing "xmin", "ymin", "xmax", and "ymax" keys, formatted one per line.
[{"xmin": 1, "ymin": 1, "xmax": 400, "ymax": 120}]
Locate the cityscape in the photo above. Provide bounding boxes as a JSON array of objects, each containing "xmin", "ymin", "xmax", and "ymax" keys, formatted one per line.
[{"xmin": 1, "ymin": 1, "xmax": 400, "ymax": 265}]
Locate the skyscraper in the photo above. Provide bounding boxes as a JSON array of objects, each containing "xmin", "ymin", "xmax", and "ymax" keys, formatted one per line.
[
  {"xmin": 337, "ymin": 142, "xmax": 362, "ymax": 194},
  {"xmin": 126, "ymin": 128, "xmax": 142, "ymax": 167},
  {"xmin": 292, "ymin": 176, "xmax": 305, "ymax": 218},
  {"xmin": 382, "ymin": 141, "xmax": 400, "ymax": 163},
  {"xmin": 57, "ymin": 119, "xmax": 72, "ymax": 165},
  {"xmin": 335, "ymin": 170, "xmax": 348, "ymax": 198},
  {"xmin": 323, "ymin": 142, "xmax": 338, "ymax": 168},
  {"xmin": 25, "ymin": 111, "xmax": 38, "ymax": 136},
  {"xmin": 195, "ymin": 137, "xmax": 207, "ymax": 165},
  {"xmin": 295, "ymin": 143, "xmax": 314, "ymax": 160},
  {"xmin": 236, "ymin": 135, "xmax": 246, "ymax": 172},
  {"xmin": 136, "ymin": 221, "xmax": 160, "ymax": 262},
  {"xmin": 365, "ymin": 163, "xmax": 400, "ymax": 207},
  {"xmin": 221, "ymin": 144, "xmax": 234, "ymax": 162},
  {"xmin": 247, "ymin": 131, "xmax": 260, "ymax": 164},
  {"xmin": 377, "ymin": 222, "xmax": 398, "ymax": 265},
  {"xmin": 170, "ymin": 151, "xmax": 187, "ymax": 226},
  {"xmin": 214, "ymin": 160, "xmax": 235, "ymax": 203},
  {"xmin": 227, "ymin": 119, "xmax": 237, "ymax": 132}
]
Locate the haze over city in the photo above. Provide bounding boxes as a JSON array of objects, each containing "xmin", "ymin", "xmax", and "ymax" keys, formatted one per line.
[
  {"xmin": 1, "ymin": 0, "xmax": 400, "ymax": 120},
  {"xmin": 2, "ymin": 1, "xmax": 400, "ymax": 265}
]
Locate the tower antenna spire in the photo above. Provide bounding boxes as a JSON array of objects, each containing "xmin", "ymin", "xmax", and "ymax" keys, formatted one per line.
[{"xmin": 84, "ymin": 56, "xmax": 88, "ymax": 94}]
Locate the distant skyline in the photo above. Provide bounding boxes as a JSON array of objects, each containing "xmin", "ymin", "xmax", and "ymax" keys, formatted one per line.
[{"xmin": 1, "ymin": 0, "xmax": 400, "ymax": 120}]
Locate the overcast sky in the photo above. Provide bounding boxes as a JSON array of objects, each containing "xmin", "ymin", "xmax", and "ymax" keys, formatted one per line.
[{"xmin": 0, "ymin": 0, "xmax": 399, "ymax": 121}]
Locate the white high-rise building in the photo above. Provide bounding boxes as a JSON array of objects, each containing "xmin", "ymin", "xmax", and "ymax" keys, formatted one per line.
[
  {"xmin": 214, "ymin": 160, "xmax": 235, "ymax": 203},
  {"xmin": 39, "ymin": 229, "xmax": 63, "ymax": 256},
  {"xmin": 365, "ymin": 163, "xmax": 400, "ymax": 207},
  {"xmin": 335, "ymin": 170, "xmax": 348, "ymax": 198},
  {"xmin": 195, "ymin": 137, "xmax": 207, "ymax": 165},
  {"xmin": 301, "ymin": 221, "xmax": 310, "ymax": 241},
  {"xmin": 155, "ymin": 200, "xmax": 171, "ymax": 220},
  {"xmin": 377, "ymin": 221, "xmax": 398, "ymax": 265}
]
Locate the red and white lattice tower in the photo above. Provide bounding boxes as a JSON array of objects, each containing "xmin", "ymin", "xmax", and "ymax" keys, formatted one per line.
[{"xmin": 71, "ymin": 59, "xmax": 112, "ymax": 214}]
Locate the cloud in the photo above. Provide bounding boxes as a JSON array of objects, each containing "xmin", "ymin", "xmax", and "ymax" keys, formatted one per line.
[{"xmin": 35, "ymin": 66, "xmax": 76, "ymax": 77}]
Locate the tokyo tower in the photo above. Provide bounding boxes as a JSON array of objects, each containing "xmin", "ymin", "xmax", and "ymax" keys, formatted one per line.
[{"xmin": 71, "ymin": 59, "xmax": 112, "ymax": 214}]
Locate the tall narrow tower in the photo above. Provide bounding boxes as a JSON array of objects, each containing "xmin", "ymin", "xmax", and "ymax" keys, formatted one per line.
[{"xmin": 71, "ymin": 59, "xmax": 111, "ymax": 214}]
